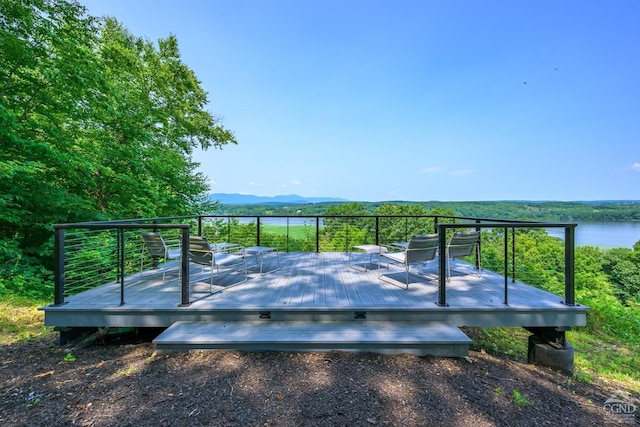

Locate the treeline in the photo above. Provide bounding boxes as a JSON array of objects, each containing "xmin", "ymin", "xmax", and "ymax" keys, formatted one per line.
[
  {"xmin": 217, "ymin": 200, "xmax": 640, "ymax": 222},
  {"xmin": 0, "ymin": 0, "xmax": 234, "ymax": 296}
]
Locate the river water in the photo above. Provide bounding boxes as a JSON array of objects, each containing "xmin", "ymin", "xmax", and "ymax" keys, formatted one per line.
[
  {"xmin": 546, "ymin": 222, "xmax": 640, "ymax": 249},
  {"xmin": 231, "ymin": 218, "xmax": 640, "ymax": 249}
]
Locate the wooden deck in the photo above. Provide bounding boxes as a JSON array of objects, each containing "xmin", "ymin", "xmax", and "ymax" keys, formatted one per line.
[{"xmin": 41, "ymin": 252, "xmax": 587, "ymax": 328}]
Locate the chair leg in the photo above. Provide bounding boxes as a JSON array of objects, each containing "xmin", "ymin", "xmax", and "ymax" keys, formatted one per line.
[
  {"xmin": 404, "ymin": 264, "xmax": 409, "ymax": 290},
  {"xmin": 140, "ymin": 247, "xmax": 144, "ymax": 276}
]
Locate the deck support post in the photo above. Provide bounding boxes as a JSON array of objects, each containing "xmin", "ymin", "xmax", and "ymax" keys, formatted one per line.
[{"xmin": 526, "ymin": 327, "xmax": 574, "ymax": 375}]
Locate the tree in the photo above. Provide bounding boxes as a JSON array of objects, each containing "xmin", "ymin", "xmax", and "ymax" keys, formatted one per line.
[{"xmin": 0, "ymin": 0, "xmax": 236, "ymax": 297}]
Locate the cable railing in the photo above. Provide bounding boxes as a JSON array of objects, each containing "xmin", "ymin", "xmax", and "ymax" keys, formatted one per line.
[{"xmin": 52, "ymin": 214, "xmax": 577, "ymax": 308}]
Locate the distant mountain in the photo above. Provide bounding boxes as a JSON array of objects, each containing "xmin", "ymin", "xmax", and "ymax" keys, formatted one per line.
[{"xmin": 210, "ymin": 193, "xmax": 349, "ymax": 205}]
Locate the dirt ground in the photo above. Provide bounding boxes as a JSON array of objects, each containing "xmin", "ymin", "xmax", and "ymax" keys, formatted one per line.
[{"xmin": 1, "ymin": 330, "xmax": 638, "ymax": 427}]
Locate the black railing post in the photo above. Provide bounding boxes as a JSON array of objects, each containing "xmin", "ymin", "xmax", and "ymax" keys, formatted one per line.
[
  {"xmin": 316, "ymin": 216, "xmax": 320, "ymax": 253},
  {"xmin": 475, "ymin": 220, "xmax": 481, "ymax": 270},
  {"xmin": 256, "ymin": 216, "xmax": 261, "ymax": 246},
  {"xmin": 345, "ymin": 217, "xmax": 349, "ymax": 252},
  {"xmin": 564, "ymin": 226, "xmax": 576, "ymax": 306},
  {"xmin": 404, "ymin": 217, "xmax": 409, "ymax": 242},
  {"xmin": 197, "ymin": 215, "xmax": 202, "ymax": 236},
  {"xmin": 437, "ymin": 226, "xmax": 448, "ymax": 306},
  {"xmin": 151, "ymin": 220, "xmax": 159, "ymax": 269},
  {"xmin": 286, "ymin": 217, "xmax": 290, "ymax": 253},
  {"xmin": 179, "ymin": 227, "xmax": 190, "ymax": 306},
  {"xmin": 118, "ymin": 228, "xmax": 125, "ymax": 306},
  {"xmin": 53, "ymin": 227, "xmax": 66, "ymax": 306},
  {"xmin": 375, "ymin": 216, "xmax": 379, "ymax": 245},
  {"xmin": 511, "ymin": 227, "xmax": 516, "ymax": 283},
  {"xmin": 503, "ymin": 227, "xmax": 509, "ymax": 305}
]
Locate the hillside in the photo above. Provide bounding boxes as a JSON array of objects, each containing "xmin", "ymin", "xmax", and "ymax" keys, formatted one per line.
[
  {"xmin": 215, "ymin": 198, "xmax": 640, "ymax": 222},
  {"xmin": 1, "ymin": 329, "xmax": 630, "ymax": 426}
]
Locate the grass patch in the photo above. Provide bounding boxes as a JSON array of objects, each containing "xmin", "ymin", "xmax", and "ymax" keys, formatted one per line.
[
  {"xmin": 465, "ymin": 326, "xmax": 640, "ymax": 394},
  {"xmin": 0, "ymin": 296, "xmax": 52, "ymax": 345},
  {"xmin": 261, "ymin": 224, "xmax": 317, "ymax": 240},
  {"xmin": 571, "ymin": 328, "xmax": 640, "ymax": 393}
]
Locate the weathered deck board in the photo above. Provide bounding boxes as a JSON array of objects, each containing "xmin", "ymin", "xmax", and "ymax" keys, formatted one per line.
[{"xmin": 41, "ymin": 252, "xmax": 588, "ymax": 328}]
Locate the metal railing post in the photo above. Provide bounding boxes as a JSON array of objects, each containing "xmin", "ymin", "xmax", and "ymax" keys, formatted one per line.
[
  {"xmin": 511, "ymin": 227, "xmax": 516, "ymax": 283},
  {"xmin": 53, "ymin": 227, "xmax": 66, "ymax": 306},
  {"xmin": 179, "ymin": 227, "xmax": 190, "ymax": 306},
  {"xmin": 316, "ymin": 216, "xmax": 320, "ymax": 253},
  {"xmin": 503, "ymin": 227, "xmax": 509, "ymax": 305},
  {"xmin": 475, "ymin": 220, "xmax": 481, "ymax": 270},
  {"xmin": 118, "ymin": 228, "xmax": 125, "ymax": 305},
  {"xmin": 564, "ymin": 226, "xmax": 576, "ymax": 306},
  {"xmin": 437, "ymin": 226, "xmax": 448, "ymax": 306},
  {"xmin": 256, "ymin": 216, "xmax": 261, "ymax": 246}
]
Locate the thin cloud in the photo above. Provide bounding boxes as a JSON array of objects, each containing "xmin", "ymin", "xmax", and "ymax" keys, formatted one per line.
[
  {"xmin": 247, "ymin": 181, "xmax": 263, "ymax": 187},
  {"xmin": 631, "ymin": 163, "xmax": 640, "ymax": 172},
  {"xmin": 420, "ymin": 167, "xmax": 442, "ymax": 173},
  {"xmin": 290, "ymin": 179, "xmax": 301, "ymax": 185}
]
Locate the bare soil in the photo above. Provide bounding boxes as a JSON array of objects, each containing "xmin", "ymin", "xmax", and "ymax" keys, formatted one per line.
[{"xmin": 1, "ymin": 330, "xmax": 637, "ymax": 426}]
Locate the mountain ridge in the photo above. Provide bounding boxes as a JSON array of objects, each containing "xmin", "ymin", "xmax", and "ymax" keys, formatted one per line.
[{"xmin": 210, "ymin": 193, "xmax": 349, "ymax": 205}]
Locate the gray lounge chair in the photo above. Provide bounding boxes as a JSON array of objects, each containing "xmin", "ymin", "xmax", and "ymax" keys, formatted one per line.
[
  {"xmin": 378, "ymin": 234, "xmax": 439, "ymax": 289},
  {"xmin": 446, "ymin": 231, "xmax": 481, "ymax": 279},
  {"xmin": 188, "ymin": 235, "xmax": 247, "ymax": 293},
  {"xmin": 140, "ymin": 231, "xmax": 181, "ymax": 281}
]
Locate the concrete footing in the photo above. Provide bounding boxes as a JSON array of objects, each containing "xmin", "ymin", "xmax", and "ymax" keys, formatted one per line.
[{"xmin": 527, "ymin": 334, "xmax": 575, "ymax": 375}]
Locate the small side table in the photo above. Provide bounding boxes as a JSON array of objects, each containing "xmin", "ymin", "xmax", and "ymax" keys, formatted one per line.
[
  {"xmin": 348, "ymin": 244, "xmax": 388, "ymax": 272},
  {"xmin": 242, "ymin": 246, "xmax": 280, "ymax": 275}
]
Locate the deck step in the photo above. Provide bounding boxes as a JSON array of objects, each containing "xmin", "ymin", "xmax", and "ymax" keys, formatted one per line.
[{"xmin": 153, "ymin": 320, "xmax": 471, "ymax": 357}]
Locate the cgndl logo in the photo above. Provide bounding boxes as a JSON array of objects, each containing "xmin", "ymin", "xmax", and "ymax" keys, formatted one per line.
[{"xmin": 603, "ymin": 394, "xmax": 637, "ymax": 425}]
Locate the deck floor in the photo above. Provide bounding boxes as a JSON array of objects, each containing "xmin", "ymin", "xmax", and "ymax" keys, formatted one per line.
[{"xmin": 42, "ymin": 252, "xmax": 588, "ymax": 328}]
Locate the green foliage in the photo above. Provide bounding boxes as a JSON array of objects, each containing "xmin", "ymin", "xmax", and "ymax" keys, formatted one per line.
[
  {"xmin": 512, "ymin": 389, "xmax": 533, "ymax": 407},
  {"xmin": 219, "ymin": 200, "xmax": 640, "ymax": 222},
  {"xmin": 1, "ymin": 0, "xmax": 234, "ymax": 298},
  {"xmin": 0, "ymin": 239, "xmax": 53, "ymax": 299},
  {"xmin": 600, "ymin": 247, "xmax": 640, "ymax": 303}
]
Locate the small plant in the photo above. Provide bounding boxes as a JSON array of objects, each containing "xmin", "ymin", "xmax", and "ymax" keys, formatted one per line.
[
  {"xmin": 26, "ymin": 397, "xmax": 41, "ymax": 409},
  {"xmin": 63, "ymin": 352, "xmax": 76, "ymax": 363},
  {"xmin": 117, "ymin": 365, "xmax": 137, "ymax": 377},
  {"xmin": 512, "ymin": 389, "xmax": 533, "ymax": 407},
  {"xmin": 26, "ymin": 389, "xmax": 42, "ymax": 408},
  {"xmin": 494, "ymin": 386, "xmax": 503, "ymax": 396}
]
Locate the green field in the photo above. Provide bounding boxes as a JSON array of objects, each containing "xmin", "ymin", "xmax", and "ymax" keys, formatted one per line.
[{"xmin": 261, "ymin": 224, "xmax": 318, "ymax": 240}]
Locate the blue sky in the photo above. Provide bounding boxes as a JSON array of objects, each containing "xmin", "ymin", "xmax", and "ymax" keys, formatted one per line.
[{"xmin": 79, "ymin": 0, "xmax": 640, "ymax": 202}]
